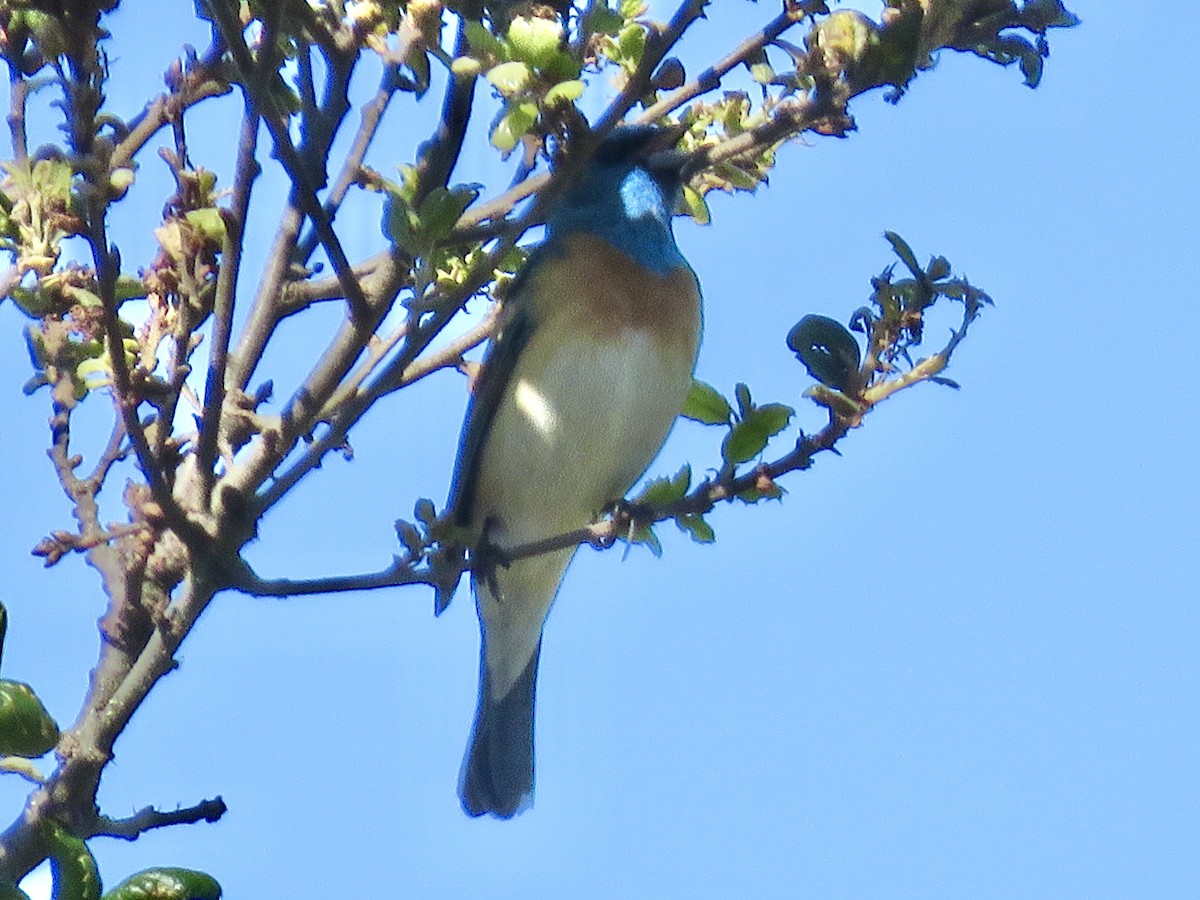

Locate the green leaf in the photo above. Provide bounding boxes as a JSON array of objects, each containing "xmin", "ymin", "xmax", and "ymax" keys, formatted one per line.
[
  {"xmin": 681, "ymin": 380, "xmax": 731, "ymax": 425},
  {"xmin": 619, "ymin": 0, "xmax": 644, "ymax": 18},
  {"xmin": 750, "ymin": 403, "xmax": 794, "ymax": 439},
  {"xmin": 491, "ymin": 103, "xmax": 538, "ymax": 153},
  {"xmin": 407, "ymin": 50, "xmax": 432, "ymax": 98},
  {"xmin": 616, "ymin": 23, "xmax": 647, "ymax": 68},
  {"xmin": 803, "ymin": 383, "xmax": 864, "ymax": 418},
  {"xmin": 0, "ymin": 600, "xmax": 6, "ymax": 672},
  {"xmin": 722, "ymin": 421, "xmax": 765, "ymax": 465},
  {"xmin": 507, "ymin": 16, "xmax": 564, "ymax": 71},
  {"xmin": 417, "ymin": 184, "xmax": 481, "ymax": 245},
  {"xmin": 0, "ymin": 880, "xmax": 32, "ymax": 899},
  {"xmin": 680, "ymin": 185, "xmax": 710, "ymax": 225},
  {"xmin": 544, "ymin": 79, "xmax": 585, "ymax": 105},
  {"xmin": 721, "ymin": 403, "xmax": 793, "ymax": 466},
  {"xmin": 75, "ymin": 357, "xmax": 112, "ymax": 393},
  {"xmin": 0, "ymin": 679, "xmax": 60, "ymax": 757},
  {"xmin": 47, "ymin": 825, "xmax": 100, "ymax": 900},
  {"xmin": 736, "ymin": 481, "xmax": 785, "ymax": 504},
  {"xmin": 585, "ymin": 3, "xmax": 623, "ymax": 36},
  {"xmin": 749, "ymin": 62, "xmax": 775, "ymax": 84},
  {"xmin": 638, "ymin": 465, "xmax": 691, "ymax": 506},
  {"xmin": 486, "ymin": 61, "xmax": 531, "ymax": 96},
  {"xmin": 383, "ymin": 191, "xmax": 419, "ymax": 255},
  {"xmin": 183, "ymin": 208, "xmax": 226, "ymax": 246},
  {"xmin": 786, "ymin": 314, "xmax": 862, "ymax": 392},
  {"xmin": 675, "ymin": 513, "xmax": 715, "ymax": 544},
  {"xmin": 113, "ymin": 275, "xmax": 147, "ymax": 302},
  {"xmin": 625, "ymin": 522, "xmax": 662, "ymax": 557},
  {"xmin": 463, "ymin": 21, "xmax": 508, "ymax": 61},
  {"xmin": 714, "ymin": 162, "xmax": 761, "ymax": 192},
  {"xmin": 884, "ymin": 230, "xmax": 921, "ymax": 279},
  {"xmin": 100, "ymin": 867, "xmax": 221, "ymax": 900},
  {"xmin": 733, "ymin": 383, "xmax": 753, "ymax": 419},
  {"xmin": 450, "ymin": 56, "xmax": 483, "ymax": 78},
  {"xmin": 926, "ymin": 256, "xmax": 950, "ymax": 282}
]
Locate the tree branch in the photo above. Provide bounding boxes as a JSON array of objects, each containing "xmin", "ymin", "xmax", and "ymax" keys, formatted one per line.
[
  {"xmin": 196, "ymin": 101, "xmax": 260, "ymax": 490},
  {"xmin": 87, "ymin": 797, "xmax": 227, "ymax": 841},
  {"xmin": 111, "ymin": 45, "xmax": 230, "ymax": 170}
]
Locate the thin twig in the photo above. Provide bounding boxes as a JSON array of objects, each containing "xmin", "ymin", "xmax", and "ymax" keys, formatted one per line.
[
  {"xmin": 413, "ymin": 16, "xmax": 477, "ymax": 203},
  {"xmin": 196, "ymin": 101, "xmax": 260, "ymax": 490},
  {"xmin": 88, "ymin": 797, "xmax": 227, "ymax": 841},
  {"xmin": 6, "ymin": 70, "xmax": 28, "ymax": 161},
  {"xmin": 90, "ymin": 238, "xmax": 193, "ymax": 538},
  {"xmin": 593, "ymin": 0, "xmax": 712, "ymax": 134},
  {"xmin": 636, "ymin": 11, "xmax": 795, "ymax": 123},
  {"xmin": 293, "ymin": 70, "xmax": 400, "ymax": 264},
  {"xmin": 111, "ymin": 44, "xmax": 230, "ymax": 169},
  {"xmin": 221, "ymin": 8, "xmax": 363, "ymax": 393}
]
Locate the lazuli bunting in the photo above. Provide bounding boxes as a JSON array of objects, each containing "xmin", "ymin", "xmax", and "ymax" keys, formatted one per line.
[{"xmin": 448, "ymin": 125, "xmax": 703, "ymax": 818}]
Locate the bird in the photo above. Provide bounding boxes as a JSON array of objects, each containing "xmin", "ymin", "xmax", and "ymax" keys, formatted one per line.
[{"xmin": 446, "ymin": 124, "xmax": 703, "ymax": 818}]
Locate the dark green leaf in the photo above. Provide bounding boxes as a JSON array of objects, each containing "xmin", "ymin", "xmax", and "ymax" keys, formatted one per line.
[
  {"xmin": 463, "ymin": 21, "xmax": 508, "ymax": 61},
  {"xmin": 395, "ymin": 521, "xmax": 423, "ymax": 557},
  {"xmin": 884, "ymin": 231, "xmax": 921, "ymax": 279},
  {"xmin": 47, "ymin": 825, "xmax": 100, "ymax": 900},
  {"xmin": 751, "ymin": 403, "xmax": 794, "ymax": 439},
  {"xmin": 733, "ymin": 383, "xmax": 753, "ymax": 420},
  {"xmin": 624, "ymin": 523, "xmax": 662, "ymax": 558},
  {"xmin": 675, "ymin": 513, "xmax": 715, "ymax": 544},
  {"xmin": 722, "ymin": 420, "xmax": 767, "ymax": 465},
  {"xmin": 417, "ymin": 184, "xmax": 482, "ymax": 245},
  {"xmin": 930, "ymin": 376, "xmax": 961, "ymax": 390},
  {"xmin": 0, "ymin": 679, "xmax": 60, "ymax": 757},
  {"xmin": 638, "ymin": 465, "xmax": 691, "ymax": 506},
  {"xmin": 786, "ymin": 314, "xmax": 861, "ymax": 392},
  {"xmin": 100, "ymin": 868, "xmax": 222, "ymax": 900},
  {"xmin": 926, "ymin": 256, "xmax": 950, "ymax": 282}
]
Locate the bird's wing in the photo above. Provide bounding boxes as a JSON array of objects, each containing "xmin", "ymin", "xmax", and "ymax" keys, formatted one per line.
[{"xmin": 447, "ymin": 244, "xmax": 554, "ymax": 528}]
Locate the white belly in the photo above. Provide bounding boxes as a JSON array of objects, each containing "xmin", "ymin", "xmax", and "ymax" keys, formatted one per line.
[{"xmin": 477, "ymin": 328, "xmax": 693, "ymax": 547}]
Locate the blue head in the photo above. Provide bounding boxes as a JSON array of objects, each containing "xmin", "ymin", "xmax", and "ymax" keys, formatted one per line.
[{"xmin": 546, "ymin": 125, "xmax": 691, "ymax": 275}]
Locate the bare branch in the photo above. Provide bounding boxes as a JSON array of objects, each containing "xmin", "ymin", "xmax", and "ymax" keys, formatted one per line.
[
  {"xmin": 196, "ymin": 102, "xmax": 260, "ymax": 489},
  {"xmin": 111, "ymin": 44, "xmax": 231, "ymax": 169},
  {"xmin": 6, "ymin": 69, "xmax": 28, "ymax": 161},
  {"xmin": 413, "ymin": 17, "xmax": 478, "ymax": 203},
  {"xmin": 293, "ymin": 70, "xmax": 400, "ymax": 264},
  {"xmin": 637, "ymin": 9, "xmax": 798, "ymax": 124},
  {"xmin": 88, "ymin": 797, "xmax": 227, "ymax": 841},
  {"xmin": 593, "ymin": 0, "xmax": 712, "ymax": 134},
  {"xmin": 230, "ymin": 557, "xmax": 435, "ymax": 596}
]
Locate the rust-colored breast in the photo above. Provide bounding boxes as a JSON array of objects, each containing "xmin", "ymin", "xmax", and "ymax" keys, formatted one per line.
[{"xmin": 523, "ymin": 232, "xmax": 702, "ymax": 356}]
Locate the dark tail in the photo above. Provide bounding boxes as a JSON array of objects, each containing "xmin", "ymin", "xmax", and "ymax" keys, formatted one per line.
[{"xmin": 458, "ymin": 640, "xmax": 541, "ymax": 818}]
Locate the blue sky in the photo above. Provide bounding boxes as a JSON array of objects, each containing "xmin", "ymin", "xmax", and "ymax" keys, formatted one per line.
[{"xmin": 3, "ymin": 2, "xmax": 1198, "ymax": 898}]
